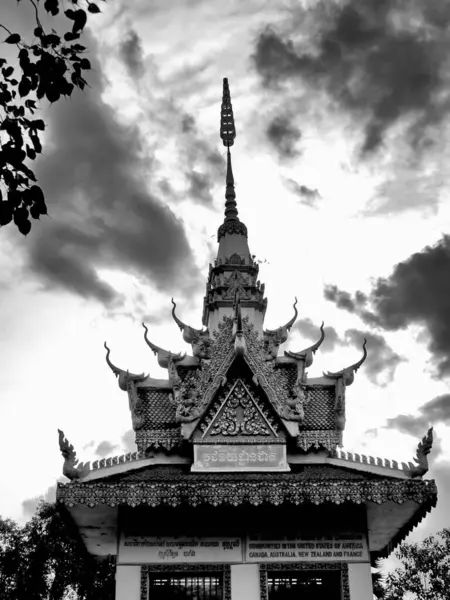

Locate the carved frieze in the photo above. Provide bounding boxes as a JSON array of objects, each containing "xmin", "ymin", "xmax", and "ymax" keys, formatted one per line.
[
  {"xmin": 200, "ymin": 379, "xmax": 279, "ymax": 438},
  {"xmin": 297, "ymin": 430, "xmax": 342, "ymax": 452},
  {"xmin": 57, "ymin": 474, "xmax": 438, "ymax": 513},
  {"xmin": 217, "ymin": 219, "xmax": 248, "ymax": 240}
]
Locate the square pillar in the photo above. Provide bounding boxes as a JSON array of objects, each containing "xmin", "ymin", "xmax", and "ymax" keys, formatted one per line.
[
  {"xmin": 231, "ymin": 564, "xmax": 260, "ymax": 600},
  {"xmin": 348, "ymin": 563, "xmax": 373, "ymax": 600},
  {"xmin": 116, "ymin": 565, "xmax": 141, "ymax": 600}
]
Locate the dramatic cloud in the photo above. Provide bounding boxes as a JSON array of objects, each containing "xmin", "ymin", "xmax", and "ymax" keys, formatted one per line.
[
  {"xmin": 187, "ymin": 170, "xmax": 215, "ymax": 206},
  {"xmin": 293, "ymin": 319, "xmax": 403, "ymax": 384},
  {"xmin": 95, "ymin": 440, "xmax": 119, "ymax": 458},
  {"xmin": 119, "ymin": 29, "xmax": 145, "ymax": 78},
  {"xmin": 253, "ymin": 0, "xmax": 450, "ymax": 156},
  {"xmin": 176, "ymin": 112, "xmax": 224, "ymax": 208},
  {"xmin": 266, "ymin": 115, "xmax": 301, "ymax": 159},
  {"xmin": 345, "ymin": 329, "xmax": 404, "ymax": 386},
  {"xmin": 284, "ymin": 178, "xmax": 321, "ymax": 207},
  {"xmin": 121, "ymin": 429, "xmax": 137, "ymax": 453},
  {"xmin": 324, "ymin": 285, "xmax": 370, "ymax": 314},
  {"xmin": 385, "ymin": 394, "xmax": 450, "ymax": 437},
  {"xmin": 324, "ymin": 236, "xmax": 450, "ymax": 376},
  {"xmin": 26, "ymin": 33, "xmax": 200, "ymax": 305},
  {"xmin": 293, "ymin": 318, "xmax": 340, "ymax": 353}
]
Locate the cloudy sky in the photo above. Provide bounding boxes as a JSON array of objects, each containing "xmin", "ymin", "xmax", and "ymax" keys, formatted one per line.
[{"xmin": 1, "ymin": 0, "xmax": 450, "ymax": 566}]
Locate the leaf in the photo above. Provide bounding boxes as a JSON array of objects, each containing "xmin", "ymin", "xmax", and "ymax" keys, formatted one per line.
[
  {"xmin": 64, "ymin": 31, "xmax": 79, "ymax": 42},
  {"xmin": 72, "ymin": 9, "xmax": 87, "ymax": 33},
  {"xmin": 0, "ymin": 58, "xmax": 6, "ymax": 67},
  {"xmin": 30, "ymin": 134, "xmax": 42, "ymax": 154},
  {"xmin": 46, "ymin": 87, "xmax": 60, "ymax": 103},
  {"xmin": 19, "ymin": 77, "xmax": 31, "ymax": 97},
  {"xmin": 26, "ymin": 145, "xmax": 36, "ymax": 160},
  {"xmin": 30, "ymin": 119, "xmax": 45, "ymax": 131},
  {"xmin": 87, "ymin": 3, "xmax": 101, "ymax": 13},
  {"xmin": 30, "ymin": 204, "xmax": 42, "ymax": 220},
  {"xmin": 33, "ymin": 27, "xmax": 44, "ymax": 38},
  {"xmin": 78, "ymin": 58, "xmax": 91, "ymax": 70},
  {"xmin": 65, "ymin": 9, "xmax": 76, "ymax": 20},
  {"xmin": 2, "ymin": 66, "xmax": 14, "ymax": 78},
  {"xmin": 44, "ymin": 0, "xmax": 59, "ymax": 16},
  {"xmin": 4, "ymin": 34, "xmax": 21, "ymax": 44},
  {"xmin": 17, "ymin": 217, "xmax": 32, "ymax": 236},
  {"xmin": 0, "ymin": 201, "xmax": 13, "ymax": 226},
  {"xmin": 29, "ymin": 186, "xmax": 45, "ymax": 206}
]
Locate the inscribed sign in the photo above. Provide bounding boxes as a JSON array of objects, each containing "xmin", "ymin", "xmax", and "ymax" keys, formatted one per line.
[
  {"xmin": 246, "ymin": 534, "xmax": 369, "ymax": 562},
  {"xmin": 119, "ymin": 536, "xmax": 243, "ymax": 564},
  {"xmin": 192, "ymin": 444, "xmax": 289, "ymax": 472}
]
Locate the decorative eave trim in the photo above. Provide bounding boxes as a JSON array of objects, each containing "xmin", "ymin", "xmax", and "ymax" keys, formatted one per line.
[
  {"xmin": 57, "ymin": 476, "xmax": 437, "ymax": 509},
  {"xmin": 371, "ymin": 498, "xmax": 437, "ymax": 563},
  {"xmin": 291, "ymin": 446, "xmax": 424, "ymax": 479},
  {"xmin": 72, "ymin": 453, "xmax": 192, "ymax": 483}
]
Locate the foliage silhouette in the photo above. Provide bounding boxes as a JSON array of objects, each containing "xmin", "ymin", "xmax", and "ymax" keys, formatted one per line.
[
  {"xmin": 0, "ymin": 501, "xmax": 115, "ymax": 600},
  {"xmin": 0, "ymin": 0, "xmax": 106, "ymax": 235},
  {"xmin": 381, "ymin": 528, "xmax": 450, "ymax": 600}
]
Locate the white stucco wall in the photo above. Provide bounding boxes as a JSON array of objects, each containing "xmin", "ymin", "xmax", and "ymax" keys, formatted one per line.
[
  {"xmin": 231, "ymin": 564, "xmax": 260, "ymax": 600},
  {"xmin": 116, "ymin": 565, "xmax": 141, "ymax": 600},
  {"xmin": 348, "ymin": 563, "xmax": 373, "ymax": 600}
]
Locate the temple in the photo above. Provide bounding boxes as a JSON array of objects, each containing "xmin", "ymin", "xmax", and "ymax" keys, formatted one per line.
[{"xmin": 56, "ymin": 79, "xmax": 437, "ymax": 600}]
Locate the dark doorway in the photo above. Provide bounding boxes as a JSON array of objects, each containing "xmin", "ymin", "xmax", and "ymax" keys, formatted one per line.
[
  {"xmin": 149, "ymin": 573, "xmax": 223, "ymax": 600},
  {"xmin": 268, "ymin": 570, "xmax": 341, "ymax": 600}
]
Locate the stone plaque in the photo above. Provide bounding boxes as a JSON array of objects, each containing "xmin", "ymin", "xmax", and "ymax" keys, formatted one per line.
[
  {"xmin": 118, "ymin": 535, "xmax": 242, "ymax": 564},
  {"xmin": 192, "ymin": 444, "xmax": 289, "ymax": 472},
  {"xmin": 246, "ymin": 534, "xmax": 369, "ymax": 563}
]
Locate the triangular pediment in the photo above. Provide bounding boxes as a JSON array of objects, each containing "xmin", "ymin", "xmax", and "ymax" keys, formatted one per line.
[{"xmin": 194, "ymin": 369, "xmax": 285, "ymax": 443}]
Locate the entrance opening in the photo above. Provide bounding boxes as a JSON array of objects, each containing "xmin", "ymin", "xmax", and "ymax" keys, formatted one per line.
[
  {"xmin": 149, "ymin": 573, "xmax": 223, "ymax": 600},
  {"xmin": 268, "ymin": 570, "xmax": 341, "ymax": 600}
]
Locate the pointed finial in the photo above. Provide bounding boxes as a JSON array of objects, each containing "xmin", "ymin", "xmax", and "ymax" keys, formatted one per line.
[
  {"xmin": 217, "ymin": 78, "xmax": 247, "ymax": 240},
  {"xmin": 220, "ymin": 78, "xmax": 236, "ymax": 147},
  {"xmin": 220, "ymin": 78, "xmax": 238, "ymax": 221}
]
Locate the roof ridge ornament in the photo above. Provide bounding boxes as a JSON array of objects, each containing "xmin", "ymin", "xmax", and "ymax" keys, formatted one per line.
[
  {"xmin": 104, "ymin": 342, "xmax": 147, "ymax": 390},
  {"xmin": 404, "ymin": 427, "xmax": 433, "ymax": 478},
  {"xmin": 142, "ymin": 322, "xmax": 186, "ymax": 368},
  {"xmin": 323, "ymin": 338, "xmax": 368, "ymax": 386},
  {"xmin": 285, "ymin": 321, "xmax": 325, "ymax": 368},
  {"xmin": 58, "ymin": 429, "xmax": 90, "ymax": 480},
  {"xmin": 263, "ymin": 298, "xmax": 298, "ymax": 360},
  {"xmin": 171, "ymin": 298, "xmax": 208, "ymax": 339}
]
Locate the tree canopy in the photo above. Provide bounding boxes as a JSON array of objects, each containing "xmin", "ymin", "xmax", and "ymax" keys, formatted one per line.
[
  {"xmin": 0, "ymin": 0, "xmax": 106, "ymax": 235},
  {"xmin": 378, "ymin": 528, "xmax": 450, "ymax": 600},
  {"xmin": 0, "ymin": 501, "xmax": 115, "ymax": 600}
]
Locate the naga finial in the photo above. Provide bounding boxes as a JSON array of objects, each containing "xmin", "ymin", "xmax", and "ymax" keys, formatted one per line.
[
  {"xmin": 323, "ymin": 338, "xmax": 367, "ymax": 386},
  {"xmin": 405, "ymin": 427, "xmax": 433, "ymax": 478},
  {"xmin": 104, "ymin": 342, "xmax": 146, "ymax": 391},
  {"xmin": 285, "ymin": 321, "xmax": 325, "ymax": 368},
  {"xmin": 142, "ymin": 322, "xmax": 185, "ymax": 368},
  {"xmin": 58, "ymin": 429, "xmax": 90, "ymax": 480},
  {"xmin": 171, "ymin": 298, "xmax": 208, "ymax": 343},
  {"xmin": 263, "ymin": 297, "xmax": 298, "ymax": 360}
]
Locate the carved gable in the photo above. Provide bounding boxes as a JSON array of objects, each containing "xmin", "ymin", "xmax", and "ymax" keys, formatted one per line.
[{"xmin": 198, "ymin": 378, "xmax": 279, "ymax": 442}]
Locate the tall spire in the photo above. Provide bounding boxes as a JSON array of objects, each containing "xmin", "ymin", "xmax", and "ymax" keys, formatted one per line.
[
  {"xmin": 218, "ymin": 78, "xmax": 247, "ymax": 241},
  {"xmin": 221, "ymin": 78, "xmax": 238, "ymax": 221}
]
